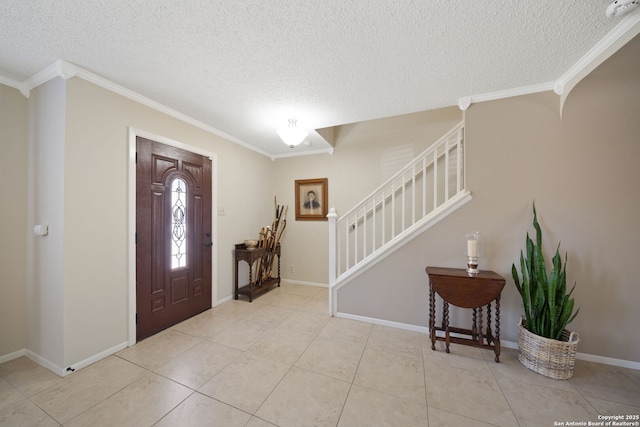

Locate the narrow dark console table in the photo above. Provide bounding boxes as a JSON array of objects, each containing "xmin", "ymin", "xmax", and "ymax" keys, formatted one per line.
[
  {"xmin": 426, "ymin": 267, "xmax": 505, "ymax": 362},
  {"xmin": 234, "ymin": 243, "xmax": 280, "ymax": 302}
]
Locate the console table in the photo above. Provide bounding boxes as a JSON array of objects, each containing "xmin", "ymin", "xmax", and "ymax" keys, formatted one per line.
[
  {"xmin": 234, "ymin": 243, "xmax": 280, "ymax": 302},
  {"xmin": 426, "ymin": 266, "xmax": 505, "ymax": 362}
]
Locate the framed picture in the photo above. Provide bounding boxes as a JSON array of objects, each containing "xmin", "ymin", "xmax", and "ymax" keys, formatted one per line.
[{"xmin": 295, "ymin": 178, "xmax": 328, "ymax": 221}]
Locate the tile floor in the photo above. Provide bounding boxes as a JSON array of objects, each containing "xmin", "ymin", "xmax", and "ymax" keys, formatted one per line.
[{"xmin": 1, "ymin": 282, "xmax": 639, "ymax": 426}]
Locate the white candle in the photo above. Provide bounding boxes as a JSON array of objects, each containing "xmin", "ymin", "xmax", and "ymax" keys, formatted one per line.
[{"xmin": 467, "ymin": 239, "xmax": 478, "ymax": 257}]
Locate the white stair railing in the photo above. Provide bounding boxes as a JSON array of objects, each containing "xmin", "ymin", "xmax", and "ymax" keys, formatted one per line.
[{"xmin": 328, "ymin": 122, "xmax": 468, "ymax": 307}]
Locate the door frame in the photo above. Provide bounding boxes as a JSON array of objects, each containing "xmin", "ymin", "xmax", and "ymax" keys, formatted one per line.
[{"xmin": 127, "ymin": 127, "xmax": 218, "ymax": 346}]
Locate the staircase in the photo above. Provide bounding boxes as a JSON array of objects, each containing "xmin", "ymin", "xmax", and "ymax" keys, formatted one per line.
[{"xmin": 328, "ymin": 121, "xmax": 471, "ymax": 314}]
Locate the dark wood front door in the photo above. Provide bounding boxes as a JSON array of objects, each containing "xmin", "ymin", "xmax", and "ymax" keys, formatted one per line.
[{"xmin": 136, "ymin": 137, "xmax": 212, "ymax": 340}]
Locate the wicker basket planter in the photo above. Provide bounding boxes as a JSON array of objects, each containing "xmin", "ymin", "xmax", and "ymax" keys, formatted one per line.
[{"xmin": 517, "ymin": 318, "xmax": 579, "ymax": 380}]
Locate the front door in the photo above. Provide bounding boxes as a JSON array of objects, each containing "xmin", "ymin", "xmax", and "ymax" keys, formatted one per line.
[{"xmin": 136, "ymin": 137, "xmax": 212, "ymax": 340}]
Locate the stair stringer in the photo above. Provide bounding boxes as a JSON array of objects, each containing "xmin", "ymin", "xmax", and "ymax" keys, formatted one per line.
[{"xmin": 329, "ymin": 190, "xmax": 471, "ymax": 315}]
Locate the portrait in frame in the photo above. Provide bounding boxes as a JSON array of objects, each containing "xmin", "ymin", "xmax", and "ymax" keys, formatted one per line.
[{"xmin": 295, "ymin": 178, "xmax": 328, "ymax": 221}]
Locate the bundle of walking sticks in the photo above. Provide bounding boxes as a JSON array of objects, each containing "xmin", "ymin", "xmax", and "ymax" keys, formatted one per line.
[{"xmin": 255, "ymin": 197, "xmax": 287, "ymax": 285}]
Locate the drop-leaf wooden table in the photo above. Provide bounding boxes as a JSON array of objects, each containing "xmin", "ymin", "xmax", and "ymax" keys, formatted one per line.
[{"xmin": 426, "ymin": 267, "xmax": 506, "ymax": 362}]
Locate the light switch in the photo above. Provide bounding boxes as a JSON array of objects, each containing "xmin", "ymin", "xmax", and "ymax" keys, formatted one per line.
[{"xmin": 34, "ymin": 225, "xmax": 49, "ymax": 236}]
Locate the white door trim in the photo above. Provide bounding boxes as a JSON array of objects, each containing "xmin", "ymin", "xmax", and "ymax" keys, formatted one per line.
[{"xmin": 127, "ymin": 127, "xmax": 218, "ymax": 346}]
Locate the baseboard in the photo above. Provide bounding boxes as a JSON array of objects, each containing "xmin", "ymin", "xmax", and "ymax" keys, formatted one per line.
[
  {"xmin": 216, "ymin": 295, "xmax": 233, "ymax": 306},
  {"xmin": 0, "ymin": 342, "xmax": 130, "ymax": 378},
  {"xmin": 335, "ymin": 311, "xmax": 639, "ymax": 371},
  {"xmin": 335, "ymin": 311, "xmax": 429, "ymax": 334},
  {"xmin": 281, "ymin": 279, "xmax": 328, "ymax": 288},
  {"xmin": 0, "ymin": 348, "xmax": 26, "ymax": 364},
  {"xmin": 574, "ymin": 351, "xmax": 640, "ymax": 370},
  {"xmin": 0, "ymin": 349, "xmax": 67, "ymax": 377},
  {"xmin": 24, "ymin": 350, "xmax": 67, "ymax": 377},
  {"xmin": 61, "ymin": 342, "xmax": 130, "ymax": 375},
  {"xmin": 213, "ymin": 281, "xmax": 326, "ymax": 308},
  {"xmin": 26, "ymin": 341, "xmax": 129, "ymax": 377}
]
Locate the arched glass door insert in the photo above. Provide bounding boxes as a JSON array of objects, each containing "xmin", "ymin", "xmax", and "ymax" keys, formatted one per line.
[{"xmin": 171, "ymin": 177, "xmax": 187, "ymax": 269}]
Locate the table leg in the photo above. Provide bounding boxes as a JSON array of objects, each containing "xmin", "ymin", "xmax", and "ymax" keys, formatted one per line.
[
  {"xmin": 486, "ymin": 303, "xmax": 493, "ymax": 345},
  {"xmin": 429, "ymin": 285, "xmax": 436, "ymax": 350},
  {"xmin": 477, "ymin": 306, "xmax": 483, "ymax": 343},
  {"xmin": 277, "ymin": 254, "xmax": 281, "ymax": 287},
  {"xmin": 472, "ymin": 308, "xmax": 478, "ymax": 342},
  {"xmin": 443, "ymin": 301, "xmax": 450, "ymax": 353},
  {"xmin": 495, "ymin": 297, "xmax": 501, "ymax": 363},
  {"xmin": 234, "ymin": 261, "xmax": 239, "ymax": 300},
  {"xmin": 248, "ymin": 262, "xmax": 254, "ymax": 302}
]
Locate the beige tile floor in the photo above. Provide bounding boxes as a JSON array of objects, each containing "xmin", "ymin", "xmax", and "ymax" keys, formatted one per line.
[{"xmin": 1, "ymin": 282, "xmax": 639, "ymax": 426}]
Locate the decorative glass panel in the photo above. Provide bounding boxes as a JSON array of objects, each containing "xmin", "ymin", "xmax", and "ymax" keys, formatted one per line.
[{"xmin": 171, "ymin": 178, "xmax": 187, "ymax": 269}]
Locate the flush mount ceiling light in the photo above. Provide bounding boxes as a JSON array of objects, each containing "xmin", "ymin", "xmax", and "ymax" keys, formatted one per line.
[
  {"xmin": 278, "ymin": 118, "xmax": 307, "ymax": 148},
  {"xmin": 606, "ymin": 0, "xmax": 639, "ymax": 18}
]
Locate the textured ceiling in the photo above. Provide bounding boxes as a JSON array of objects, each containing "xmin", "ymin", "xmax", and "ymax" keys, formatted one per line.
[{"xmin": 0, "ymin": 1, "xmax": 631, "ymax": 157}]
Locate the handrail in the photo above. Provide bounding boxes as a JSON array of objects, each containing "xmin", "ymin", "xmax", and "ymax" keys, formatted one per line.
[{"xmin": 328, "ymin": 121, "xmax": 466, "ymax": 301}]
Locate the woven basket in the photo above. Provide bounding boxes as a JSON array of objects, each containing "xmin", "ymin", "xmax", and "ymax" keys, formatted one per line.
[{"xmin": 517, "ymin": 318, "xmax": 579, "ymax": 380}]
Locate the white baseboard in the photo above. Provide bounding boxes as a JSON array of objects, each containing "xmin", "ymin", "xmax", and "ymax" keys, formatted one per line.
[
  {"xmin": 0, "ymin": 349, "xmax": 26, "ymax": 364},
  {"xmin": 335, "ymin": 311, "xmax": 429, "ymax": 334},
  {"xmin": 2, "ymin": 342, "xmax": 130, "ymax": 378},
  {"xmin": 60, "ymin": 342, "xmax": 129, "ymax": 375},
  {"xmin": 281, "ymin": 279, "xmax": 328, "ymax": 288},
  {"xmin": 216, "ymin": 295, "xmax": 233, "ymax": 306},
  {"xmin": 4, "ymin": 312, "xmax": 636, "ymax": 377},
  {"xmin": 335, "ymin": 311, "xmax": 640, "ymax": 371},
  {"xmin": 574, "ymin": 351, "xmax": 640, "ymax": 370},
  {"xmin": 1, "ymin": 350, "xmax": 67, "ymax": 377},
  {"xmin": 24, "ymin": 350, "xmax": 67, "ymax": 377},
  {"xmin": 213, "ymin": 281, "xmax": 326, "ymax": 308}
]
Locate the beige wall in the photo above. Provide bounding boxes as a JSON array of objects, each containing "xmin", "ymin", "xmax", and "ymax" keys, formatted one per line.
[
  {"xmin": 338, "ymin": 35, "xmax": 640, "ymax": 362},
  {"xmin": 272, "ymin": 107, "xmax": 462, "ymax": 284},
  {"xmin": 3, "ymin": 32, "xmax": 638, "ymax": 371},
  {"xmin": 0, "ymin": 85, "xmax": 28, "ymax": 357},
  {"xmin": 1, "ymin": 77, "xmax": 275, "ymax": 369},
  {"xmin": 27, "ymin": 78, "xmax": 67, "ymax": 368},
  {"xmin": 59, "ymin": 78, "xmax": 275, "ymax": 366}
]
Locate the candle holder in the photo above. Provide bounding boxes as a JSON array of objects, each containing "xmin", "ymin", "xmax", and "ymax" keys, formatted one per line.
[{"xmin": 465, "ymin": 232, "xmax": 480, "ymax": 275}]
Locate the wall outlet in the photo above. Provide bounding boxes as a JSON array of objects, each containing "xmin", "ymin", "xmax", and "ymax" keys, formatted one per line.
[
  {"xmin": 289, "ymin": 265, "xmax": 295, "ymax": 273},
  {"xmin": 218, "ymin": 207, "xmax": 225, "ymax": 215}
]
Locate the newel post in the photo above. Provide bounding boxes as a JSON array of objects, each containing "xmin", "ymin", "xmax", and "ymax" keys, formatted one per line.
[{"xmin": 327, "ymin": 207, "xmax": 338, "ymax": 315}]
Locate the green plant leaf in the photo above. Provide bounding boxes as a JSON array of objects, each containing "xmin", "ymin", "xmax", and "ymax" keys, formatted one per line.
[
  {"xmin": 512, "ymin": 263, "xmax": 523, "ymax": 297},
  {"xmin": 519, "ymin": 251, "xmax": 533, "ymax": 329},
  {"xmin": 512, "ymin": 203, "xmax": 579, "ymax": 340}
]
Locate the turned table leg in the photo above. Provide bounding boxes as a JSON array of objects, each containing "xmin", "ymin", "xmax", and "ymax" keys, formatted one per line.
[
  {"xmin": 477, "ymin": 306, "xmax": 483, "ymax": 343},
  {"xmin": 429, "ymin": 285, "xmax": 436, "ymax": 350},
  {"xmin": 494, "ymin": 297, "xmax": 501, "ymax": 363},
  {"xmin": 486, "ymin": 302, "xmax": 493, "ymax": 345},
  {"xmin": 472, "ymin": 308, "xmax": 478, "ymax": 342},
  {"xmin": 443, "ymin": 301, "xmax": 450, "ymax": 353}
]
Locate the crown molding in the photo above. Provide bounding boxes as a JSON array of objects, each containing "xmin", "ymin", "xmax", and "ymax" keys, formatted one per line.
[
  {"xmin": 2, "ymin": 59, "xmax": 334, "ymax": 159},
  {"xmin": 69, "ymin": 61, "xmax": 272, "ymax": 158},
  {"xmin": 556, "ymin": 8, "xmax": 640, "ymax": 110},
  {"xmin": 271, "ymin": 146, "xmax": 334, "ymax": 160},
  {"xmin": 457, "ymin": 82, "xmax": 556, "ymax": 111},
  {"xmin": 0, "ymin": 75, "xmax": 28, "ymax": 96},
  {"xmin": 21, "ymin": 61, "xmax": 77, "ymax": 97},
  {"xmin": 458, "ymin": 8, "xmax": 640, "ymax": 111},
  {"xmin": 6, "ymin": 10, "xmax": 638, "ymax": 155},
  {"xmin": 6, "ymin": 60, "xmax": 272, "ymax": 158}
]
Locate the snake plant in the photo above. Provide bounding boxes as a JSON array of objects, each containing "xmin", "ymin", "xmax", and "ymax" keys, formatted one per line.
[{"xmin": 511, "ymin": 204, "xmax": 580, "ymax": 340}]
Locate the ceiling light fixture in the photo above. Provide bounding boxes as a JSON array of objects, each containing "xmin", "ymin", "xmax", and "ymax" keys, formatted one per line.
[
  {"xmin": 606, "ymin": 0, "xmax": 639, "ymax": 18},
  {"xmin": 278, "ymin": 119, "xmax": 307, "ymax": 148}
]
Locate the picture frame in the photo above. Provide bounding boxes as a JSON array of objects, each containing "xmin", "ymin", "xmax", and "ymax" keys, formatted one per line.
[{"xmin": 295, "ymin": 178, "xmax": 328, "ymax": 221}]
